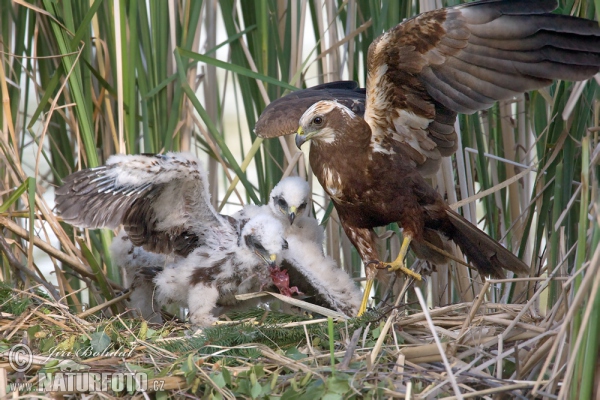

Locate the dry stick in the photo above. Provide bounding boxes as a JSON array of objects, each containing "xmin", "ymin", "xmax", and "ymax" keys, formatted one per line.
[
  {"xmin": 399, "ymin": 303, "xmax": 471, "ymax": 327},
  {"xmin": 423, "ymin": 241, "xmax": 471, "ymax": 268},
  {"xmin": 456, "ymin": 281, "xmax": 490, "ymax": 345},
  {"xmin": 368, "ymin": 309, "xmax": 397, "ymax": 370},
  {"xmin": 472, "ymin": 331, "xmax": 555, "ymax": 375},
  {"xmin": 259, "ymin": 345, "xmax": 325, "ymax": 379},
  {"xmin": 483, "ymin": 316, "xmax": 545, "ymax": 334},
  {"xmin": 233, "ymin": 22, "xmax": 295, "ymax": 164},
  {"xmin": 77, "ymin": 290, "xmax": 131, "ymax": 318},
  {"xmin": 414, "ymin": 287, "xmax": 463, "ymax": 400},
  {"xmin": 532, "ymin": 246, "xmax": 600, "ymax": 395},
  {"xmin": 440, "ymin": 382, "xmax": 545, "ymax": 400},
  {"xmin": 197, "ymin": 366, "xmax": 235, "ymax": 400},
  {"xmin": 419, "ymin": 355, "xmax": 488, "ymax": 398},
  {"xmin": 0, "ymin": 216, "xmax": 123, "ymax": 290},
  {"xmin": 281, "ymin": 152, "xmax": 304, "ymax": 179},
  {"xmin": 31, "ymin": 310, "xmax": 73, "ymax": 332},
  {"xmin": 114, "ymin": 315, "xmax": 176, "ymax": 359},
  {"xmin": 541, "ymin": 288, "xmax": 566, "ymax": 330},
  {"xmin": 519, "ymin": 335, "xmax": 556, "ymax": 379},
  {"xmin": 500, "ymin": 273, "xmax": 557, "ymax": 338},
  {"xmin": 557, "ymin": 252, "xmax": 600, "ymax": 399},
  {"xmin": 302, "ymin": 325, "xmax": 317, "ymax": 359},
  {"xmin": 450, "ymin": 165, "xmax": 536, "ymax": 211},
  {"xmin": 3, "ymin": 309, "xmax": 36, "ymax": 340},
  {"xmin": 188, "ymin": 111, "xmax": 244, "ymax": 206},
  {"xmin": 0, "ymin": 234, "xmax": 60, "ymax": 301},
  {"xmin": 496, "ymin": 334, "xmax": 504, "ymax": 380},
  {"xmin": 339, "ymin": 327, "xmax": 363, "ymax": 370}
]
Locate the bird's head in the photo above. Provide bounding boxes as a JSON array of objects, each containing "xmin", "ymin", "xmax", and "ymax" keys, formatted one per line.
[
  {"xmin": 296, "ymin": 100, "xmax": 356, "ymax": 148},
  {"xmin": 269, "ymin": 177, "xmax": 310, "ymax": 225},
  {"xmin": 241, "ymin": 214, "xmax": 288, "ymax": 268}
]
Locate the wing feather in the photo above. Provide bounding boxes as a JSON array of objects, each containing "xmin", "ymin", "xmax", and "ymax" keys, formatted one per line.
[
  {"xmin": 55, "ymin": 152, "xmax": 225, "ymax": 256},
  {"xmin": 365, "ymin": 0, "xmax": 600, "ymax": 172},
  {"xmin": 254, "ymin": 1, "xmax": 599, "ymax": 175}
]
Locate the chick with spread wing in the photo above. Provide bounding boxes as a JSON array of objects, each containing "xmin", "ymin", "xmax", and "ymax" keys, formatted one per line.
[
  {"xmin": 56, "ymin": 153, "xmax": 289, "ymax": 325},
  {"xmin": 255, "ymin": 0, "xmax": 600, "ymax": 314},
  {"xmin": 56, "ymin": 153, "xmax": 360, "ymax": 321}
]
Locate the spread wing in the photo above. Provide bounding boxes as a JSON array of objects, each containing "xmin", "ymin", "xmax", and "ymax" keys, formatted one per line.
[
  {"xmin": 255, "ymin": 0, "xmax": 599, "ymax": 173},
  {"xmin": 55, "ymin": 152, "xmax": 226, "ymax": 256},
  {"xmin": 255, "ymin": 81, "xmax": 365, "ymax": 138},
  {"xmin": 365, "ymin": 0, "xmax": 600, "ymax": 169}
]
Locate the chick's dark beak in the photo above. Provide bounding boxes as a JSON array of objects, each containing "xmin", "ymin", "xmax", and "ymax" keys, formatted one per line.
[{"xmin": 288, "ymin": 206, "xmax": 297, "ymax": 225}]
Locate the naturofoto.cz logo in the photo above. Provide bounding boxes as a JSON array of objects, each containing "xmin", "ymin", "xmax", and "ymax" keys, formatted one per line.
[{"xmin": 5, "ymin": 344, "xmax": 162, "ymax": 393}]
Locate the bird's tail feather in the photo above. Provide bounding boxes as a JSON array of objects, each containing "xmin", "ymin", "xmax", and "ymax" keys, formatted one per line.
[{"xmin": 446, "ymin": 209, "xmax": 529, "ymax": 279}]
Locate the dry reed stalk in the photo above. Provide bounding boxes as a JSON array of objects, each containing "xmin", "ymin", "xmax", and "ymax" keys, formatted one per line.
[{"xmin": 415, "ymin": 287, "xmax": 463, "ymax": 399}]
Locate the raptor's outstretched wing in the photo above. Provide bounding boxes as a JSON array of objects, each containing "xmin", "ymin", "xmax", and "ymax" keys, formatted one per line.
[
  {"xmin": 56, "ymin": 152, "xmax": 225, "ymax": 256},
  {"xmin": 364, "ymin": 0, "xmax": 599, "ymax": 170},
  {"xmin": 255, "ymin": 0, "xmax": 600, "ymax": 175}
]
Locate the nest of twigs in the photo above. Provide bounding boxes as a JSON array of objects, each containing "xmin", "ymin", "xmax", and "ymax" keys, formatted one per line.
[{"xmin": 2, "ymin": 265, "xmax": 599, "ymax": 399}]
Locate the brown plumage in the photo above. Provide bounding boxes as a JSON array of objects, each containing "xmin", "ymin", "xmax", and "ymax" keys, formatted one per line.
[
  {"xmin": 254, "ymin": 0, "xmax": 600, "ymax": 312},
  {"xmin": 296, "ymin": 102, "xmax": 528, "ymax": 279}
]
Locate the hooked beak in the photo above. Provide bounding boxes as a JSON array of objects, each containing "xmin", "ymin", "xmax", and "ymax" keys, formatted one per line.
[
  {"xmin": 288, "ymin": 206, "xmax": 297, "ymax": 225},
  {"xmin": 256, "ymin": 251, "xmax": 277, "ymax": 268},
  {"xmin": 295, "ymin": 127, "xmax": 307, "ymax": 149}
]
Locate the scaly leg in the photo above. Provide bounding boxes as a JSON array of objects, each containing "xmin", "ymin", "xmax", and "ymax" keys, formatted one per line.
[
  {"xmin": 357, "ymin": 235, "xmax": 421, "ymax": 316},
  {"xmin": 380, "ymin": 234, "xmax": 422, "ymax": 280},
  {"xmin": 357, "ymin": 278, "xmax": 374, "ymax": 316}
]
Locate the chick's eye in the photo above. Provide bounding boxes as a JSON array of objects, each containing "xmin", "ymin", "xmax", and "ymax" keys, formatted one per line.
[
  {"xmin": 282, "ymin": 240, "xmax": 289, "ymax": 250},
  {"xmin": 254, "ymin": 242, "xmax": 265, "ymax": 251},
  {"xmin": 277, "ymin": 198, "xmax": 287, "ymax": 207},
  {"xmin": 312, "ymin": 116, "xmax": 323, "ymax": 125}
]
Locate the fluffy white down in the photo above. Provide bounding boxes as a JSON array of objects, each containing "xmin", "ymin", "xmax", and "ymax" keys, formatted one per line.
[
  {"xmin": 110, "ymin": 231, "xmax": 168, "ymax": 323},
  {"xmin": 283, "ymin": 233, "xmax": 361, "ymax": 316},
  {"xmin": 153, "ymin": 215, "xmax": 286, "ymax": 325},
  {"xmin": 114, "ymin": 214, "xmax": 288, "ymax": 326},
  {"xmin": 233, "ymin": 177, "xmax": 325, "ymax": 247},
  {"xmin": 268, "ymin": 176, "xmax": 309, "ymax": 216},
  {"xmin": 241, "ymin": 214, "xmax": 287, "ymax": 257}
]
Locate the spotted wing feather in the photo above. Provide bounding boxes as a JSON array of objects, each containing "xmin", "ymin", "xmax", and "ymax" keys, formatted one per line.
[{"xmin": 55, "ymin": 152, "xmax": 225, "ymax": 256}]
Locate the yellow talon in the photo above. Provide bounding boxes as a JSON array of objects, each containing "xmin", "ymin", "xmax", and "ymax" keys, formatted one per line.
[
  {"xmin": 357, "ymin": 235, "xmax": 421, "ymax": 317},
  {"xmin": 382, "ymin": 234, "xmax": 422, "ymax": 280}
]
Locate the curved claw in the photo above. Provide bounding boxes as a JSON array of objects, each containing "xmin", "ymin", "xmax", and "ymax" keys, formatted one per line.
[{"xmin": 381, "ymin": 260, "xmax": 422, "ymax": 281}]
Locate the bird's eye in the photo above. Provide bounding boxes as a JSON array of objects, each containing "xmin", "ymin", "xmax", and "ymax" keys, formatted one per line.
[
  {"xmin": 277, "ymin": 198, "xmax": 287, "ymax": 207},
  {"xmin": 282, "ymin": 240, "xmax": 289, "ymax": 250},
  {"xmin": 245, "ymin": 235, "xmax": 265, "ymax": 251},
  {"xmin": 298, "ymin": 202, "xmax": 307, "ymax": 211},
  {"xmin": 312, "ymin": 116, "xmax": 323, "ymax": 125}
]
